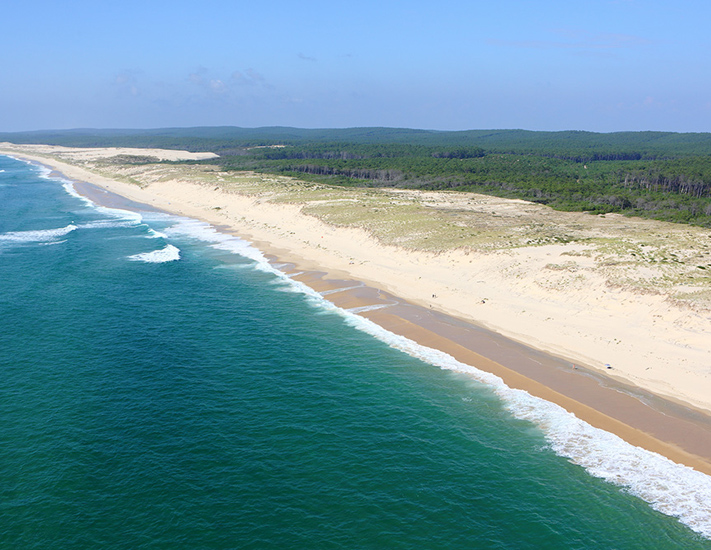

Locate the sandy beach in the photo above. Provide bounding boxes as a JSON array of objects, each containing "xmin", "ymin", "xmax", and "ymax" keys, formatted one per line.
[{"xmin": 3, "ymin": 142, "xmax": 711, "ymax": 473}]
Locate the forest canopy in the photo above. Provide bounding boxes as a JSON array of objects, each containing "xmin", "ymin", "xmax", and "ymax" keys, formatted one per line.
[{"xmin": 4, "ymin": 126, "xmax": 711, "ymax": 226}]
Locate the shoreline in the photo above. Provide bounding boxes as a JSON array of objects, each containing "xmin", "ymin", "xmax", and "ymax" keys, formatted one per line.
[
  {"xmin": 4, "ymin": 146, "xmax": 711, "ymax": 475},
  {"xmin": 288, "ymin": 269, "xmax": 711, "ymax": 475}
]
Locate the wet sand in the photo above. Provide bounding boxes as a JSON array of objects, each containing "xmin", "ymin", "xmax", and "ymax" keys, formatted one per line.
[{"xmin": 286, "ymin": 269, "xmax": 711, "ymax": 475}]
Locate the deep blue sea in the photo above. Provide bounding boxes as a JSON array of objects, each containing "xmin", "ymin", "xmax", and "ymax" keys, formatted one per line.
[{"xmin": 2, "ymin": 154, "xmax": 711, "ymax": 549}]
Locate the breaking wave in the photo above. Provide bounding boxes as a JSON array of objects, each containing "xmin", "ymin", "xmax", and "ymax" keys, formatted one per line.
[{"xmin": 128, "ymin": 244, "xmax": 181, "ymax": 263}]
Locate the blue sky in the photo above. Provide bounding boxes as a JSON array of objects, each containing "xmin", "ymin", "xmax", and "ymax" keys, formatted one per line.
[{"xmin": 2, "ymin": 0, "xmax": 709, "ymax": 132}]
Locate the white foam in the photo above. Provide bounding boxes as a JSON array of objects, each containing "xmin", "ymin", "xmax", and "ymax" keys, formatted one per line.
[
  {"xmin": 333, "ymin": 312, "xmax": 711, "ymax": 539},
  {"xmin": 61, "ymin": 181, "xmax": 143, "ymax": 225},
  {"xmin": 320, "ymin": 284, "xmax": 364, "ymax": 296},
  {"xmin": 95, "ymin": 204, "xmax": 143, "ymax": 224},
  {"xmin": 29, "ymin": 168, "xmax": 143, "ymax": 227},
  {"xmin": 77, "ymin": 219, "xmax": 141, "ymax": 230},
  {"xmin": 160, "ymin": 217, "xmax": 278, "ymax": 273},
  {"xmin": 128, "ymin": 244, "xmax": 181, "ymax": 263},
  {"xmin": 3, "ymin": 156, "xmax": 55, "ymax": 181},
  {"xmin": 37, "ymin": 164, "xmax": 53, "ymax": 177},
  {"xmin": 0, "ymin": 224, "xmax": 77, "ymax": 243},
  {"xmin": 2, "ymin": 154, "xmax": 29, "ymax": 166},
  {"xmin": 58, "ymin": 180, "xmax": 146, "ymax": 236},
  {"xmin": 346, "ymin": 303, "xmax": 392, "ymax": 314},
  {"xmin": 61, "ymin": 180, "xmax": 100, "ymax": 210},
  {"xmin": 147, "ymin": 228, "xmax": 168, "ymax": 239}
]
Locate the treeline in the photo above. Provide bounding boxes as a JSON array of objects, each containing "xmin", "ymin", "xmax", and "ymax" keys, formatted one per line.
[
  {"xmin": 5, "ymin": 126, "xmax": 711, "ymax": 226},
  {"xmin": 621, "ymin": 171, "xmax": 710, "ymax": 198},
  {"xmin": 251, "ymin": 143, "xmax": 485, "ymax": 161},
  {"xmin": 287, "ymin": 164, "xmax": 404, "ymax": 181},
  {"xmin": 5, "ymin": 126, "xmax": 711, "ymax": 157},
  {"xmin": 212, "ymin": 146, "xmax": 711, "ymax": 227}
]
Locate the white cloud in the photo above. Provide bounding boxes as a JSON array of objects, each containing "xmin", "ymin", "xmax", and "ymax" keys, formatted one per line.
[
  {"xmin": 231, "ymin": 68, "xmax": 268, "ymax": 87},
  {"xmin": 188, "ymin": 67, "xmax": 208, "ymax": 86},
  {"xmin": 114, "ymin": 70, "xmax": 142, "ymax": 97},
  {"xmin": 209, "ymin": 79, "xmax": 226, "ymax": 93}
]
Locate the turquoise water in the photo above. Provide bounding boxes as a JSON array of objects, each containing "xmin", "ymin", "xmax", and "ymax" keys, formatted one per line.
[{"xmin": 1, "ymin": 155, "xmax": 710, "ymax": 549}]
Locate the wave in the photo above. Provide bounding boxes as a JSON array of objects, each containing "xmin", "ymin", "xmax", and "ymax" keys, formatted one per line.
[
  {"xmin": 346, "ymin": 303, "xmax": 393, "ymax": 314},
  {"xmin": 77, "ymin": 219, "xmax": 142, "ymax": 230},
  {"xmin": 0, "ymin": 224, "xmax": 77, "ymax": 244},
  {"xmin": 160, "ymin": 217, "xmax": 269, "ymax": 268},
  {"xmin": 128, "ymin": 244, "xmax": 181, "ymax": 263},
  {"xmin": 38, "ymin": 239, "xmax": 68, "ymax": 247},
  {"xmin": 337, "ymin": 313, "xmax": 711, "ymax": 539},
  {"xmin": 61, "ymin": 180, "xmax": 102, "ymax": 210},
  {"xmin": 9, "ymin": 159, "xmax": 145, "ymax": 231},
  {"xmin": 49, "ymin": 175, "xmax": 153, "ymax": 238},
  {"xmin": 146, "ymin": 228, "xmax": 167, "ymax": 239},
  {"xmin": 320, "ymin": 284, "xmax": 364, "ymax": 296},
  {"xmin": 33, "ymin": 163, "xmax": 54, "ymax": 180},
  {"xmin": 60, "ymin": 181, "xmax": 144, "ymax": 224}
]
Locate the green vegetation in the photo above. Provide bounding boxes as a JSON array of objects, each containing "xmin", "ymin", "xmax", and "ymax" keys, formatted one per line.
[{"xmin": 4, "ymin": 126, "xmax": 711, "ymax": 226}]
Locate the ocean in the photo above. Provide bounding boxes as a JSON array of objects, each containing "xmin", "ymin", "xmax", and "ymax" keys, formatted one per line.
[{"xmin": 1, "ymin": 154, "xmax": 710, "ymax": 549}]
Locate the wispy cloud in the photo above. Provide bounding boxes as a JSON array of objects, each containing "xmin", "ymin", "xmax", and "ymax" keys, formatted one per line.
[
  {"xmin": 187, "ymin": 66, "xmax": 209, "ymax": 86},
  {"xmin": 114, "ymin": 70, "xmax": 142, "ymax": 97},
  {"xmin": 209, "ymin": 79, "xmax": 226, "ymax": 93},
  {"xmin": 187, "ymin": 66, "xmax": 271, "ymax": 95},
  {"xmin": 231, "ymin": 68, "xmax": 268, "ymax": 87},
  {"xmin": 298, "ymin": 52, "xmax": 317, "ymax": 62}
]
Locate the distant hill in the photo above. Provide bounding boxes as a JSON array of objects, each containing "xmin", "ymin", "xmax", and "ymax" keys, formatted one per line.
[{"xmin": 2, "ymin": 126, "xmax": 711, "ymax": 158}]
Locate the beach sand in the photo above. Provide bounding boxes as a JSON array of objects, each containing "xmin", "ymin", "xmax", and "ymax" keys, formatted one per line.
[{"xmin": 3, "ymin": 142, "xmax": 711, "ymax": 473}]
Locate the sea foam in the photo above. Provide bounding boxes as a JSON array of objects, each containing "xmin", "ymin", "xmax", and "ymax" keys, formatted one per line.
[
  {"xmin": 157, "ymin": 216, "xmax": 711, "ymax": 539},
  {"xmin": 147, "ymin": 228, "xmax": 168, "ymax": 239},
  {"xmin": 60, "ymin": 181, "xmax": 144, "ymax": 225},
  {"xmin": 320, "ymin": 284, "xmax": 364, "ymax": 296},
  {"xmin": 128, "ymin": 244, "xmax": 181, "ymax": 263},
  {"xmin": 334, "ymin": 309, "xmax": 711, "ymax": 539},
  {"xmin": 0, "ymin": 224, "xmax": 77, "ymax": 244},
  {"xmin": 160, "ymin": 217, "xmax": 271, "ymax": 268},
  {"xmin": 78, "ymin": 219, "xmax": 142, "ymax": 230}
]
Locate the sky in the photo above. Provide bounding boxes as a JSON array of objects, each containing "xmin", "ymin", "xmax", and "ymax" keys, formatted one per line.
[{"xmin": 2, "ymin": 0, "xmax": 710, "ymax": 133}]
